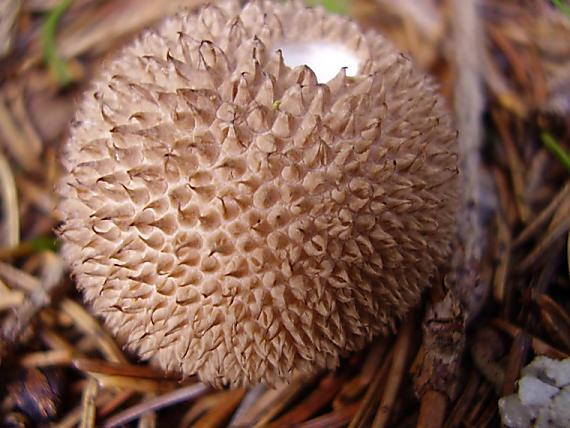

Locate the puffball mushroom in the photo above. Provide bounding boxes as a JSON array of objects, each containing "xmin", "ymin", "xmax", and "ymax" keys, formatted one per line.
[{"xmin": 57, "ymin": 0, "xmax": 458, "ymax": 387}]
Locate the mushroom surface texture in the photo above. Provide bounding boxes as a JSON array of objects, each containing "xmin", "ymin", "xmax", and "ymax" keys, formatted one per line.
[{"xmin": 57, "ymin": 0, "xmax": 459, "ymax": 387}]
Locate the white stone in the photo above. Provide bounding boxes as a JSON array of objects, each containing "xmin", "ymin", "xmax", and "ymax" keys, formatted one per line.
[{"xmin": 500, "ymin": 357, "xmax": 570, "ymax": 428}]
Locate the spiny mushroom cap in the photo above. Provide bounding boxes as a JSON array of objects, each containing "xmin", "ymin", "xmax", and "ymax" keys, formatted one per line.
[{"xmin": 58, "ymin": 0, "xmax": 458, "ymax": 387}]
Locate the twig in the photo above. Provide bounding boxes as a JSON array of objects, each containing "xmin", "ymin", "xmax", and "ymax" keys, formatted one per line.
[
  {"xmin": 79, "ymin": 378, "xmax": 99, "ymax": 428},
  {"xmin": 493, "ymin": 110, "xmax": 530, "ymax": 223},
  {"xmin": 349, "ymin": 349, "xmax": 393, "ymax": 428},
  {"xmin": 73, "ymin": 358, "xmax": 179, "ymax": 380},
  {"xmin": 0, "ymin": 151, "xmax": 19, "ymax": 248},
  {"xmin": 16, "ymin": 0, "xmax": 206, "ymax": 76},
  {"xmin": 59, "ymin": 299, "xmax": 127, "ymax": 364},
  {"xmin": 414, "ymin": 292, "xmax": 465, "ymax": 428},
  {"xmin": 444, "ymin": 373, "xmax": 481, "ymax": 428},
  {"xmin": 268, "ymin": 373, "xmax": 346, "ymax": 427},
  {"xmin": 417, "ymin": 391, "xmax": 447, "ymax": 428},
  {"xmin": 492, "ymin": 211, "xmax": 511, "ymax": 303},
  {"xmin": 138, "ymin": 406, "xmax": 157, "ymax": 428},
  {"xmin": 298, "ymin": 403, "xmax": 360, "ymax": 428},
  {"xmin": 179, "ymin": 390, "xmax": 231, "ymax": 426},
  {"xmin": 252, "ymin": 377, "xmax": 312, "ymax": 428},
  {"xmin": 0, "ymin": 92, "xmax": 41, "ymax": 172},
  {"xmin": 517, "ymin": 196, "xmax": 570, "ymax": 271},
  {"xmin": 513, "ymin": 182, "xmax": 570, "ymax": 247},
  {"xmin": 470, "ymin": 328, "xmax": 505, "ymax": 394},
  {"xmin": 102, "ymin": 383, "xmax": 209, "ymax": 428},
  {"xmin": 371, "ymin": 316, "xmax": 415, "ymax": 428},
  {"xmin": 374, "ymin": 0, "xmax": 441, "ymax": 39},
  {"xmin": 98, "ymin": 391, "xmax": 136, "ymax": 418},
  {"xmin": 193, "ymin": 388, "xmax": 246, "ymax": 428},
  {"xmin": 413, "ymin": 0, "xmax": 490, "ymax": 423},
  {"xmin": 449, "ymin": 0, "xmax": 490, "ymax": 316},
  {"xmin": 334, "ymin": 340, "xmax": 388, "ymax": 407},
  {"xmin": 52, "ymin": 391, "xmax": 107, "ymax": 428},
  {"xmin": 231, "ymin": 383, "xmax": 290, "ymax": 427},
  {"xmin": 533, "ymin": 291, "xmax": 570, "ymax": 351},
  {"xmin": 491, "ymin": 318, "xmax": 568, "ymax": 359},
  {"xmin": 500, "ymin": 332, "xmax": 531, "ymax": 397},
  {"xmin": 0, "ymin": 252, "xmax": 64, "ymax": 365},
  {"xmin": 0, "ymin": 0, "xmax": 20, "ymax": 58},
  {"xmin": 20, "ymin": 349, "xmax": 73, "ymax": 367},
  {"xmin": 228, "ymin": 385, "xmax": 267, "ymax": 427},
  {"xmin": 83, "ymin": 373, "xmax": 180, "ymax": 395}
]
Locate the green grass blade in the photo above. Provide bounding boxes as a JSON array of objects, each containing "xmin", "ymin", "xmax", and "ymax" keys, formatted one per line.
[
  {"xmin": 42, "ymin": 0, "xmax": 73, "ymax": 86},
  {"xmin": 541, "ymin": 132, "xmax": 570, "ymax": 172},
  {"xmin": 307, "ymin": 0, "xmax": 348, "ymax": 15},
  {"xmin": 553, "ymin": 0, "xmax": 570, "ymax": 18}
]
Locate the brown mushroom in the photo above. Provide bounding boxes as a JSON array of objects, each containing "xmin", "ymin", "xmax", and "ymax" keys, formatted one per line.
[{"xmin": 57, "ymin": 0, "xmax": 458, "ymax": 387}]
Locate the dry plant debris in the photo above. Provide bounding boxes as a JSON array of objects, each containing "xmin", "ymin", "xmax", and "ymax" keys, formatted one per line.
[{"xmin": 0, "ymin": 0, "xmax": 568, "ymax": 427}]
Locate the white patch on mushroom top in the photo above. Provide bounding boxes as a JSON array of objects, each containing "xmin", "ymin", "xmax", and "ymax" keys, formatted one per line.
[{"xmin": 275, "ymin": 41, "xmax": 360, "ymax": 83}]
